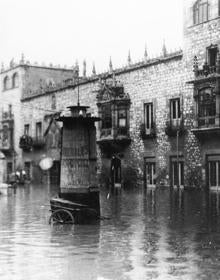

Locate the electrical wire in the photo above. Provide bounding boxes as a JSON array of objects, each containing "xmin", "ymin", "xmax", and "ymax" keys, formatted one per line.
[{"xmin": 0, "ymin": 96, "xmax": 62, "ymax": 113}]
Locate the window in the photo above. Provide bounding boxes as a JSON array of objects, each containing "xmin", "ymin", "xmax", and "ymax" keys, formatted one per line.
[
  {"xmin": 24, "ymin": 124, "xmax": 30, "ymax": 135},
  {"xmin": 51, "ymin": 94, "xmax": 56, "ymax": 110},
  {"xmin": 96, "ymin": 78, "xmax": 130, "ymax": 142},
  {"xmin": 118, "ymin": 108, "xmax": 127, "ymax": 127},
  {"xmin": 12, "ymin": 73, "xmax": 19, "ymax": 88},
  {"xmin": 101, "ymin": 104, "xmax": 112, "ymax": 129},
  {"xmin": 170, "ymin": 98, "xmax": 181, "ymax": 122},
  {"xmin": 193, "ymin": 0, "xmax": 209, "ymax": 25},
  {"xmin": 36, "ymin": 122, "xmax": 42, "ymax": 138},
  {"xmin": 3, "ymin": 76, "xmax": 10, "ymax": 90},
  {"xmin": 207, "ymin": 46, "xmax": 218, "ymax": 67},
  {"xmin": 198, "ymin": 88, "xmax": 216, "ymax": 117},
  {"xmin": 219, "ymin": 0, "xmax": 220, "ymax": 16},
  {"xmin": 144, "ymin": 103, "xmax": 153, "ymax": 132}
]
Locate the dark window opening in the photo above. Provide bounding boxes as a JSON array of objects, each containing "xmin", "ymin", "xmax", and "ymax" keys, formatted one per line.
[
  {"xmin": 207, "ymin": 46, "xmax": 218, "ymax": 67},
  {"xmin": 12, "ymin": 73, "xmax": 19, "ymax": 88},
  {"xmin": 144, "ymin": 103, "xmax": 153, "ymax": 130},
  {"xmin": 208, "ymin": 159, "xmax": 220, "ymax": 187},
  {"xmin": 101, "ymin": 104, "xmax": 112, "ymax": 129},
  {"xmin": 3, "ymin": 76, "xmax": 10, "ymax": 90},
  {"xmin": 36, "ymin": 122, "xmax": 42, "ymax": 138},
  {"xmin": 193, "ymin": 0, "xmax": 209, "ymax": 25},
  {"xmin": 170, "ymin": 98, "xmax": 181, "ymax": 120},
  {"xmin": 24, "ymin": 124, "xmax": 30, "ymax": 136}
]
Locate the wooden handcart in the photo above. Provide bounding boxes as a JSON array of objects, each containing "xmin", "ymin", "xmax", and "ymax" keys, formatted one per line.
[{"xmin": 49, "ymin": 197, "xmax": 99, "ymax": 224}]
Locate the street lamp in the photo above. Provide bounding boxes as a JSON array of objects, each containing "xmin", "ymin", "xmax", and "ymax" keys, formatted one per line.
[{"xmin": 176, "ymin": 129, "xmax": 179, "ymax": 188}]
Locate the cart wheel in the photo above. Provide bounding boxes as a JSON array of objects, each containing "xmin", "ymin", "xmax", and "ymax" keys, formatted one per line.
[{"xmin": 49, "ymin": 209, "xmax": 74, "ymax": 224}]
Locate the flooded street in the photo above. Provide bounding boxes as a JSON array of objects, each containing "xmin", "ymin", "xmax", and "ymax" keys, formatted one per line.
[{"xmin": 0, "ymin": 185, "xmax": 220, "ymax": 280}]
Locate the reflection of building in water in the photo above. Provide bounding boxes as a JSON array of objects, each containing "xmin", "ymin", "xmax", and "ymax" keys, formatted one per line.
[{"xmin": 2, "ymin": 0, "xmax": 220, "ymax": 189}]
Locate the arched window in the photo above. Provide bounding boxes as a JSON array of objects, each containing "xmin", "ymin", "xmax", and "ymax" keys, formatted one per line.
[
  {"xmin": 3, "ymin": 76, "xmax": 10, "ymax": 90},
  {"xmin": 193, "ymin": 0, "xmax": 209, "ymax": 25},
  {"xmin": 12, "ymin": 73, "xmax": 19, "ymax": 88}
]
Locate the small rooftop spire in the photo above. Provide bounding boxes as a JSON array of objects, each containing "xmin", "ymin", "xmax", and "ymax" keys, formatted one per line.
[
  {"xmin": 92, "ymin": 62, "xmax": 96, "ymax": 76},
  {"xmin": 144, "ymin": 44, "xmax": 148, "ymax": 61},
  {"xmin": 109, "ymin": 56, "xmax": 113, "ymax": 72},
  {"xmin": 162, "ymin": 39, "xmax": 167, "ymax": 57},
  {"xmin": 10, "ymin": 58, "xmax": 15, "ymax": 68},
  {"xmin": 83, "ymin": 60, "xmax": 86, "ymax": 77},
  {"xmin": 20, "ymin": 53, "xmax": 25, "ymax": 64},
  {"xmin": 128, "ymin": 50, "xmax": 131, "ymax": 66},
  {"xmin": 1, "ymin": 63, "xmax": 4, "ymax": 72},
  {"xmin": 73, "ymin": 60, "xmax": 79, "ymax": 80}
]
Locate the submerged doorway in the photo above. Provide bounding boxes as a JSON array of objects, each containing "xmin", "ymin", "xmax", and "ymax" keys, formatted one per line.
[
  {"xmin": 50, "ymin": 160, "xmax": 60, "ymax": 185},
  {"xmin": 170, "ymin": 156, "xmax": 184, "ymax": 187},
  {"xmin": 144, "ymin": 157, "xmax": 156, "ymax": 187},
  {"xmin": 110, "ymin": 156, "xmax": 121, "ymax": 188},
  {"xmin": 207, "ymin": 155, "xmax": 220, "ymax": 189}
]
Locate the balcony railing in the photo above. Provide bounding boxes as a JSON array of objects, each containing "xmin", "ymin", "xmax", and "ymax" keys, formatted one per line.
[
  {"xmin": 193, "ymin": 115, "xmax": 219, "ymax": 128},
  {"xmin": 100, "ymin": 128, "xmax": 112, "ymax": 138},
  {"xmin": 116, "ymin": 127, "xmax": 129, "ymax": 136},
  {"xmin": 196, "ymin": 65, "xmax": 216, "ymax": 77},
  {"xmin": 192, "ymin": 115, "xmax": 220, "ymax": 137},
  {"xmin": 165, "ymin": 119, "xmax": 185, "ymax": 137},
  {"xmin": 32, "ymin": 136, "xmax": 46, "ymax": 148}
]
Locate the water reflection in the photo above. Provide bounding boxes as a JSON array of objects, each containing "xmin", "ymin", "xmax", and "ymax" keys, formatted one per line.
[{"xmin": 0, "ymin": 185, "xmax": 220, "ymax": 279}]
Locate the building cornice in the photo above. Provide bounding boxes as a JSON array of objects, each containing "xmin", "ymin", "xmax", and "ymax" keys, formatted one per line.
[{"xmin": 21, "ymin": 51, "xmax": 183, "ymax": 102}]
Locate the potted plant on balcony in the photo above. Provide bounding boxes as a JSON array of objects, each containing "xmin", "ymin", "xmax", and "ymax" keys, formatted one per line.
[
  {"xmin": 139, "ymin": 123, "xmax": 156, "ymax": 140},
  {"xmin": 19, "ymin": 135, "xmax": 33, "ymax": 151},
  {"xmin": 165, "ymin": 120, "xmax": 185, "ymax": 137}
]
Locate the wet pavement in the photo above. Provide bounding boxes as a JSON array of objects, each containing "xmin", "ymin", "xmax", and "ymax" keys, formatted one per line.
[{"xmin": 0, "ymin": 184, "xmax": 220, "ymax": 280}]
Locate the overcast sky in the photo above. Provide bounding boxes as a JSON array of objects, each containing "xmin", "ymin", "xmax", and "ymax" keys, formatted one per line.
[{"xmin": 0, "ymin": 0, "xmax": 183, "ymax": 75}]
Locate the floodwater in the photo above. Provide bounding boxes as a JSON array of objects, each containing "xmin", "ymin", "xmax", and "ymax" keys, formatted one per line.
[{"xmin": 0, "ymin": 185, "xmax": 220, "ymax": 280}]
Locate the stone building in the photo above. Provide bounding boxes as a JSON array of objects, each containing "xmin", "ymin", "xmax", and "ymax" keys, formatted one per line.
[
  {"xmin": 10, "ymin": 0, "xmax": 220, "ymax": 189},
  {"xmin": 0, "ymin": 58, "xmax": 73, "ymax": 182}
]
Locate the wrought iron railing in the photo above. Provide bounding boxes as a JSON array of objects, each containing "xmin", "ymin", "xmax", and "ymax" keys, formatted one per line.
[{"xmin": 32, "ymin": 136, "xmax": 46, "ymax": 148}]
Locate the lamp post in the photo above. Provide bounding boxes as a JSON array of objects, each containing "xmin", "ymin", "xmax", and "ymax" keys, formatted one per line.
[{"xmin": 176, "ymin": 129, "xmax": 179, "ymax": 188}]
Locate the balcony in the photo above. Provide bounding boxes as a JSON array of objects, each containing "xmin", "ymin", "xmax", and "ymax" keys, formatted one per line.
[
  {"xmin": 98, "ymin": 126, "xmax": 130, "ymax": 143},
  {"xmin": 165, "ymin": 119, "xmax": 185, "ymax": 137},
  {"xmin": 192, "ymin": 115, "xmax": 220, "ymax": 138},
  {"xmin": 32, "ymin": 136, "xmax": 46, "ymax": 149},
  {"xmin": 140, "ymin": 123, "xmax": 156, "ymax": 140},
  {"xmin": 97, "ymin": 126, "xmax": 131, "ymax": 156},
  {"xmin": 195, "ymin": 64, "xmax": 217, "ymax": 78},
  {"xmin": 192, "ymin": 55, "xmax": 220, "ymax": 85}
]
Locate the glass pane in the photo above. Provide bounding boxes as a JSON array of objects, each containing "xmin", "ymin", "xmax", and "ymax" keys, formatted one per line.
[
  {"xmin": 172, "ymin": 101, "xmax": 176, "ymax": 119},
  {"xmin": 119, "ymin": 118, "xmax": 126, "ymax": 127},
  {"xmin": 144, "ymin": 103, "xmax": 153, "ymax": 129},
  {"xmin": 210, "ymin": 162, "xmax": 217, "ymax": 186},
  {"xmin": 101, "ymin": 104, "xmax": 112, "ymax": 129}
]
